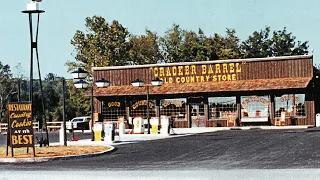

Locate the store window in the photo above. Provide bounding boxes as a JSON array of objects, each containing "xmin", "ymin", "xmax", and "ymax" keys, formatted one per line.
[
  {"xmin": 275, "ymin": 94, "xmax": 305, "ymax": 117},
  {"xmin": 241, "ymin": 95, "xmax": 270, "ymax": 122},
  {"xmin": 208, "ymin": 97, "xmax": 237, "ymax": 120},
  {"xmin": 101, "ymin": 101, "xmax": 126, "ymax": 121},
  {"xmin": 130, "ymin": 100, "xmax": 156, "ymax": 118},
  {"xmin": 160, "ymin": 98, "xmax": 187, "ymax": 121}
]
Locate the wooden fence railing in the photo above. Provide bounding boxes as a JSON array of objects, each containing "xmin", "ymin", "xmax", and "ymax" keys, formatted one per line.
[
  {"xmin": 46, "ymin": 121, "xmax": 65, "ymax": 131},
  {"xmin": 0, "ymin": 121, "xmax": 93, "ymax": 132},
  {"xmin": 0, "ymin": 122, "xmax": 39, "ymax": 132}
]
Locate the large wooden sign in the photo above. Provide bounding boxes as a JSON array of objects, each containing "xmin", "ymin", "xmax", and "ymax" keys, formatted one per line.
[
  {"xmin": 151, "ymin": 63, "xmax": 243, "ymax": 84},
  {"xmin": 94, "ymin": 56, "xmax": 313, "ymax": 88},
  {"xmin": 6, "ymin": 102, "xmax": 35, "ymax": 157}
]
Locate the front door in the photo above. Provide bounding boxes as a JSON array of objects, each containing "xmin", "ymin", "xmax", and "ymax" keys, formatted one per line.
[{"xmin": 190, "ymin": 104, "xmax": 205, "ymax": 127}]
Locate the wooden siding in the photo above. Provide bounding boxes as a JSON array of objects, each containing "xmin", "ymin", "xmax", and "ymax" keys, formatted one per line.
[
  {"xmin": 271, "ymin": 118, "xmax": 309, "ymax": 126},
  {"xmin": 206, "ymin": 121, "xmax": 217, "ymax": 127},
  {"xmin": 238, "ymin": 59, "xmax": 312, "ymax": 80},
  {"xmin": 94, "ymin": 57, "xmax": 313, "ymax": 87},
  {"xmin": 306, "ymin": 101, "xmax": 315, "ymax": 125},
  {"xmin": 174, "ymin": 121, "xmax": 188, "ymax": 128},
  {"xmin": 93, "ymin": 55, "xmax": 315, "ymax": 127},
  {"xmin": 207, "ymin": 120, "xmax": 229, "ymax": 127},
  {"xmin": 94, "ymin": 98, "xmax": 100, "ymax": 114}
]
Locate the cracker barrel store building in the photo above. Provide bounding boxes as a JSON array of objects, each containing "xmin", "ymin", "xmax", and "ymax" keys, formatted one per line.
[{"xmin": 92, "ymin": 55, "xmax": 316, "ymax": 128}]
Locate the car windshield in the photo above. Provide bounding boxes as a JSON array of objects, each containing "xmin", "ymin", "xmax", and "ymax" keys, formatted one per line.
[{"xmin": 72, "ymin": 118, "xmax": 83, "ymax": 122}]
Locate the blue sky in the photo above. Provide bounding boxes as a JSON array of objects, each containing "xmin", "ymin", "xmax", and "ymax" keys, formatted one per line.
[{"xmin": 0, "ymin": 0, "xmax": 319, "ymax": 79}]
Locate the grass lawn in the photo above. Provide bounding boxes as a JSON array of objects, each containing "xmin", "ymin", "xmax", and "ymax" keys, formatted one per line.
[{"xmin": 0, "ymin": 146, "xmax": 110, "ymax": 158}]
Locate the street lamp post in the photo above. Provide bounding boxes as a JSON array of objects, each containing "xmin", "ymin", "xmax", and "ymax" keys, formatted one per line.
[
  {"xmin": 22, "ymin": 1, "xmax": 49, "ymax": 145},
  {"xmin": 131, "ymin": 78, "xmax": 163, "ymax": 134},
  {"xmin": 71, "ymin": 68, "xmax": 110, "ymax": 141},
  {"xmin": 61, "ymin": 78, "xmax": 81, "ymax": 146},
  {"xmin": 22, "ymin": 1, "xmax": 44, "ymax": 104},
  {"xmin": 17, "ymin": 79, "xmax": 21, "ymax": 102},
  {"xmin": 61, "ymin": 78, "xmax": 68, "ymax": 146}
]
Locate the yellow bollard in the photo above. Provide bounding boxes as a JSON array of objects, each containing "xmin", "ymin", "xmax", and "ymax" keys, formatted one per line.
[
  {"xmin": 94, "ymin": 131, "xmax": 101, "ymax": 141},
  {"xmin": 151, "ymin": 125, "xmax": 158, "ymax": 134}
]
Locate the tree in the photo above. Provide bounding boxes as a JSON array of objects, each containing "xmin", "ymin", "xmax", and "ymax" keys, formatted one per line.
[
  {"xmin": 66, "ymin": 80, "xmax": 90, "ymax": 118},
  {"xmin": 47, "ymin": 77, "xmax": 78, "ymax": 122},
  {"xmin": 28, "ymin": 73, "xmax": 84, "ymax": 124},
  {"xmin": 160, "ymin": 25, "xmax": 241, "ymax": 62},
  {"xmin": 241, "ymin": 27, "xmax": 308, "ymax": 58},
  {"xmin": 183, "ymin": 29, "xmax": 207, "ymax": 62},
  {"xmin": 43, "ymin": 73, "xmax": 60, "ymax": 115},
  {"xmin": 270, "ymin": 27, "xmax": 308, "ymax": 56},
  {"xmin": 241, "ymin": 27, "xmax": 272, "ymax": 58},
  {"xmin": 0, "ymin": 62, "xmax": 16, "ymax": 122},
  {"xmin": 160, "ymin": 25, "xmax": 213, "ymax": 62},
  {"xmin": 13, "ymin": 63, "xmax": 28, "ymax": 102},
  {"xmin": 67, "ymin": 16, "xmax": 131, "ymax": 74},
  {"xmin": 128, "ymin": 29, "xmax": 161, "ymax": 65},
  {"xmin": 159, "ymin": 24, "xmax": 184, "ymax": 62},
  {"xmin": 216, "ymin": 29, "xmax": 241, "ymax": 60},
  {"xmin": 203, "ymin": 29, "xmax": 241, "ymax": 60}
]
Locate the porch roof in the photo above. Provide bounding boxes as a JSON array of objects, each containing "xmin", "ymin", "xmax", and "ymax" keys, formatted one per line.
[{"xmin": 93, "ymin": 77, "xmax": 312, "ymax": 97}]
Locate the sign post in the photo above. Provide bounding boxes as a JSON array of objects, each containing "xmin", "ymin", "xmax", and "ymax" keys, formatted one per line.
[{"xmin": 6, "ymin": 102, "xmax": 35, "ymax": 157}]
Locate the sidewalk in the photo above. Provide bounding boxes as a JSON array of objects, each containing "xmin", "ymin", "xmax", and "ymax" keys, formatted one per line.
[{"xmin": 52, "ymin": 125, "xmax": 312, "ymax": 147}]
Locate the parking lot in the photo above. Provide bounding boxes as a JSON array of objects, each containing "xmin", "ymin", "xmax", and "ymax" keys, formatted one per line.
[{"xmin": 2, "ymin": 128, "xmax": 320, "ymax": 170}]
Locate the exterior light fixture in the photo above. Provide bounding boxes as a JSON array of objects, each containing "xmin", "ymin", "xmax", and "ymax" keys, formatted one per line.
[
  {"xmin": 71, "ymin": 68, "xmax": 89, "ymax": 79},
  {"xmin": 71, "ymin": 68, "xmax": 111, "ymax": 141},
  {"xmin": 74, "ymin": 79, "xmax": 89, "ymax": 89},
  {"xmin": 95, "ymin": 78, "xmax": 110, "ymax": 88},
  {"xmin": 131, "ymin": 79, "xmax": 144, "ymax": 87},
  {"xmin": 151, "ymin": 78, "xmax": 164, "ymax": 86},
  {"xmin": 131, "ymin": 78, "xmax": 163, "ymax": 134}
]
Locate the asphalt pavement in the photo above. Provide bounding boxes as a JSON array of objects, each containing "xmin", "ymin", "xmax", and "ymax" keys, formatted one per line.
[{"xmin": 1, "ymin": 125, "xmax": 320, "ymax": 180}]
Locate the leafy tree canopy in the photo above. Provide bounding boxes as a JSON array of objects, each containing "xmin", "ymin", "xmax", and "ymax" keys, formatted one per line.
[
  {"xmin": 67, "ymin": 16, "xmax": 131, "ymax": 74},
  {"xmin": 0, "ymin": 62, "xmax": 16, "ymax": 122},
  {"xmin": 241, "ymin": 27, "xmax": 308, "ymax": 58},
  {"xmin": 129, "ymin": 29, "xmax": 161, "ymax": 65},
  {"xmin": 67, "ymin": 16, "xmax": 309, "ymax": 74}
]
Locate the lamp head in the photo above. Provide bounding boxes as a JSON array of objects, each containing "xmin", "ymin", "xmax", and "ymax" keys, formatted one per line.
[
  {"xmin": 151, "ymin": 78, "xmax": 163, "ymax": 86},
  {"xmin": 74, "ymin": 79, "xmax": 89, "ymax": 89},
  {"xmin": 71, "ymin": 68, "xmax": 89, "ymax": 80},
  {"xmin": 95, "ymin": 78, "xmax": 110, "ymax": 88},
  {"xmin": 131, "ymin": 79, "xmax": 144, "ymax": 87}
]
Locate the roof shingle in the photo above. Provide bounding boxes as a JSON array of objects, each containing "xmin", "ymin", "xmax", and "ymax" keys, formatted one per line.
[{"xmin": 94, "ymin": 77, "xmax": 312, "ymax": 97}]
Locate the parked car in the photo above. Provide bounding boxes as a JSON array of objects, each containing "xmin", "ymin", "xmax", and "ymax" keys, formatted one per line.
[{"xmin": 67, "ymin": 116, "xmax": 91, "ymax": 132}]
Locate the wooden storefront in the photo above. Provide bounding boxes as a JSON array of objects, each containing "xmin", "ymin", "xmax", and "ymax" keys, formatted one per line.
[{"xmin": 92, "ymin": 55, "xmax": 315, "ymax": 127}]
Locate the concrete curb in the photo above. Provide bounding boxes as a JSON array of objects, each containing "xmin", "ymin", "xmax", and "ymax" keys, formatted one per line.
[{"xmin": 0, "ymin": 146, "xmax": 116, "ymax": 164}]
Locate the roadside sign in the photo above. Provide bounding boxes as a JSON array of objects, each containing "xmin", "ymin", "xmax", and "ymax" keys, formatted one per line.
[{"xmin": 6, "ymin": 102, "xmax": 35, "ymax": 157}]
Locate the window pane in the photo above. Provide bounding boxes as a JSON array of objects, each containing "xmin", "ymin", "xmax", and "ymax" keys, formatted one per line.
[
  {"xmin": 275, "ymin": 94, "xmax": 305, "ymax": 117},
  {"xmin": 101, "ymin": 101, "xmax": 126, "ymax": 121},
  {"xmin": 130, "ymin": 100, "xmax": 156, "ymax": 118},
  {"xmin": 160, "ymin": 98, "xmax": 187, "ymax": 121},
  {"xmin": 208, "ymin": 97, "xmax": 236, "ymax": 120},
  {"xmin": 241, "ymin": 95, "xmax": 270, "ymax": 121}
]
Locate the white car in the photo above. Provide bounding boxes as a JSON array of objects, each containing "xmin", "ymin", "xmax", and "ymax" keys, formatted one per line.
[{"xmin": 67, "ymin": 116, "xmax": 91, "ymax": 132}]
